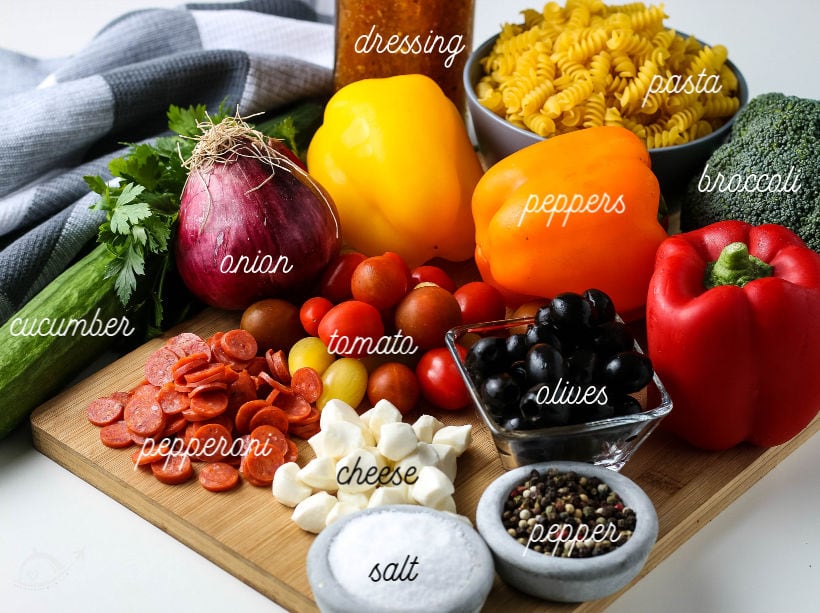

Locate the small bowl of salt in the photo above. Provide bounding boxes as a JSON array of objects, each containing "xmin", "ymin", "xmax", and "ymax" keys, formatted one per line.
[{"xmin": 306, "ymin": 505, "xmax": 494, "ymax": 613}]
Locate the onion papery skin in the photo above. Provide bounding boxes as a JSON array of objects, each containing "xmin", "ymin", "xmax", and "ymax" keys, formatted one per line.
[{"xmin": 176, "ymin": 148, "xmax": 342, "ymax": 310}]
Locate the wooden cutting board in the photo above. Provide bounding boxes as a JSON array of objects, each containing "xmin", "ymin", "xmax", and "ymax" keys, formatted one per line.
[{"xmin": 30, "ymin": 307, "xmax": 819, "ymax": 612}]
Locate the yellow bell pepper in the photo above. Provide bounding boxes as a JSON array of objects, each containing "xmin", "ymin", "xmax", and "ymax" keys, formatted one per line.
[
  {"xmin": 472, "ymin": 126, "xmax": 668, "ymax": 318},
  {"xmin": 307, "ymin": 74, "xmax": 483, "ymax": 268}
]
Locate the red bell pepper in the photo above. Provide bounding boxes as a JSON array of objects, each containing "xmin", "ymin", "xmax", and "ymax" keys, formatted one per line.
[{"xmin": 646, "ymin": 220, "xmax": 820, "ymax": 450}]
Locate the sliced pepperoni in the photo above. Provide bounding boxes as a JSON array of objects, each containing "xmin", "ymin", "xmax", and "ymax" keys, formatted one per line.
[
  {"xmin": 172, "ymin": 352, "xmax": 210, "ymax": 385},
  {"xmin": 126, "ymin": 401, "xmax": 166, "ymax": 438},
  {"xmin": 166, "ymin": 332, "xmax": 211, "ymax": 360},
  {"xmin": 249, "ymin": 407, "xmax": 289, "ymax": 434},
  {"xmin": 234, "ymin": 399, "xmax": 269, "ymax": 435},
  {"xmin": 199, "ymin": 462, "xmax": 240, "ymax": 492},
  {"xmin": 269, "ymin": 349, "xmax": 291, "ymax": 384},
  {"xmin": 145, "ymin": 347, "xmax": 179, "ymax": 387},
  {"xmin": 161, "ymin": 414, "xmax": 189, "ymax": 438},
  {"xmin": 158, "ymin": 382, "xmax": 189, "ymax": 415},
  {"xmin": 228, "ymin": 370, "xmax": 257, "ymax": 411},
  {"xmin": 185, "ymin": 364, "xmax": 228, "ymax": 386},
  {"xmin": 289, "ymin": 420, "xmax": 321, "ymax": 439},
  {"xmin": 220, "ymin": 329, "xmax": 258, "ymax": 362},
  {"xmin": 241, "ymin": 443, "xmax": 284, "ymax": 487},
  {"xmin": 249, "ymin": 425, "xmax": 289, "ymax": 456},
  {"xmin": 151, "ymin": 454, "xmax": 194, "ymax": 485},
  {"xmin": 192, "ymin": 423, "xmax": 233, "ymax": 462},
  {"xmin": 99, "ymin": 421, "xmax": 134, "ymax": 449},
  {"xmin": 246, "ymin": 356, "xmax": 268, "ymax": 376},
  {"xmin": 275, "ymin": 393, "xmax": 312, "ymax": 423},
  {"xmin": 284, "ymin": 438, "xmax": 299, "ymax": 463},
  {"xmin": 187, "ymin": 388, "xmax": 229, "ymax": 420},
  {"xmin": 86, "ymin": 395, "xmax": 125, "ymax": 427},
  {"xmin": 290, "ymin": 367, "xmax": 323, "ymax": 404},
  {"xmin": 212, "ymin": 341, "xmax": 250, "ymax": 371}
]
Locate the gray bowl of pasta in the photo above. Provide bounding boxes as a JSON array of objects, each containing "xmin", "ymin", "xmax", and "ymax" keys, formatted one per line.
[{"xmin": 465, "ymin": 29, "xmax": 748, "ymax": 195}]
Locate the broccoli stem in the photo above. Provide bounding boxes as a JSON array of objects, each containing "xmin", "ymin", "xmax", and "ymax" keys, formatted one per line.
[{"xmin": 705, "ymin": 242, "xmax": 773, "ymax": 289}]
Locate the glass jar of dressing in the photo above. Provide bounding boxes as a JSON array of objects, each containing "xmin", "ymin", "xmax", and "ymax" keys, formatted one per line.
[{"xmin": 334, "ymin": 0, "xmax": 475, "ymax": 111}]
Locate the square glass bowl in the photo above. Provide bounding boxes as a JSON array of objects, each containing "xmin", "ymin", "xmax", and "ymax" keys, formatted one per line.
[{"xmin": 445, "ymin": 317, "xmax": 672, "ymax": 471}]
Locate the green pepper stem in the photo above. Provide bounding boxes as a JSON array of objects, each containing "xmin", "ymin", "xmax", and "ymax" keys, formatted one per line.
[{"xmin": 705, "ymin": 242, "xmax": 774, "ymax": 289}]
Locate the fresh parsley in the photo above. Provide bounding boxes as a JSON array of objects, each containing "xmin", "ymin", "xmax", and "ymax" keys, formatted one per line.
[{"xmin": 84, "ymin": 100, "xmax": 324, "ymax": 335}]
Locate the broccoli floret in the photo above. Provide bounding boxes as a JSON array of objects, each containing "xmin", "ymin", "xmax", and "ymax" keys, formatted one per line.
[{"xmin": 682, "ymin": 93, "xmax": 820, "ymax": 251}]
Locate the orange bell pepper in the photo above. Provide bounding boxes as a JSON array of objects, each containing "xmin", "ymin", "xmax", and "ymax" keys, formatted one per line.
[{"xmin": 472, "ymin": 126, "xmax": 667, "ymax": 317}]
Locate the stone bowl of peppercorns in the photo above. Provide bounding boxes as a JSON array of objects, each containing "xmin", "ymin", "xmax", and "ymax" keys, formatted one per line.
[
  {"xmin": 476, "ymin": 461, "xmax": 658, "ymax": 602},
  {"xmin": 445, "ymin": 289, "xmax": 673, "ymax": 471}
]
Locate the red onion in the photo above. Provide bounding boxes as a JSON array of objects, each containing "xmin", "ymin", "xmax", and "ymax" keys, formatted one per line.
[{"xmin": 175, "ymin": 116, "xmax": 341, "ymax": 310}]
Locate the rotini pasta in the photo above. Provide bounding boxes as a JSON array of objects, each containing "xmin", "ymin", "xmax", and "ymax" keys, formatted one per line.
[{"xmin": 475, "ymin": 1, "xmax": 740, "ymax": 147}]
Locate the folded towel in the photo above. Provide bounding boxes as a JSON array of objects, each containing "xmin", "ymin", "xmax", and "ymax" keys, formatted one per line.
[{"xmin": 0, "ymin": 0, "xmax": 334, "ymax": 323}]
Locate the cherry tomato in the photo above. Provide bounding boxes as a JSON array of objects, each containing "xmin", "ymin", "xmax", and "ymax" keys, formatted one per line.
[
  {"xmin": 299, "ymin": 296, "xmax": 333, "ymax": 336},
  {"xmin": 394, "ymin": 285, "xmax": 462, "ymax": 351},
  {"xmin": 318, "ymin": 300, "xmax": 385, "ymax": 358},
  {"xmin": 409, "ymin": 265, "xmax": 456, "ymax": 292},
  {"xmin": 240, "ymin": 299, "xmax": 304, "ymax": 352},
  {"xmin": 416, "ymin": 346, "xmax": 471, "ymax": 411},
  {"xmin": 367, "ymin": 362, "xmax": 420, "ymax": 415},
  {"xmin": 319, "ymin": 251, "xmax": 367, "ymax": 303},
  {"xmin": 351, "ymin": 255, "xmax": 409, "ymax": 310},
  {"xmin": 453, "ymin": 281, "xmax": 507, "ymax": 325},
  {"xmin": 382, "ymin": 251, "xmax": 412, "ymax": 285}
]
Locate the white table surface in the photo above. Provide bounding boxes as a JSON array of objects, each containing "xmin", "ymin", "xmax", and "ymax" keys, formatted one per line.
[{"xmin": 1, "ymin": 1, "xmax": 818, "ymax": 612}]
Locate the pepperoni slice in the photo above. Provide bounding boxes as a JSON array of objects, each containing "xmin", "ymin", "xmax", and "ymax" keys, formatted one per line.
[
  {"xmin": 199, "ymin": 462, "xmax": 240, "ymax": 492},
  {"xmin": 151, "ymin": 454, "xmax": 194, "ymax": 485},
  {"xmin": 249, "ymin": 425, "xmax": 289, "ymax": 456},
  {"xmin": 187, "ymin": 388, "xmax": 229, "ymax": 419},
  {"xmin": 192, "ymin": 423, "xmax": 233, "ymax": 462},
  {"xmin": 158, "ymin": 382, "xmax": 189, "ymax": 415},
  {"xmin": 172, "ymin": 352, "xmax": 210, "ymax": 385},
  {"xmin": 126, "ymin": 398, "xmax": 166, "ymax": 438},
  {"xmin": 242, "ymin": 443, "xmax": 284, "ymax": 487},
  {"xmin": 220, "ymin": 329, "xmax": 258, "ymax": 362},
  {"xmin": 145, "ymin": 347, "xmax": 179, "ymax": 386},
  {"xmin": 275, "ymin": 393, "xmax": 312, "ymax": 423},
  {"xmin": 100, "ymin": 421, "xmax": 134, "ymax": 449},
  {"xmin": 270, "ymin": 349, "xmax": 291, "ymax": 384},
  {"xmin": 166, "ymin": 332, "xmax": 211, "ymax": 360},
  {"xmin": 249, "ymin": 407, "xmax": 289, "ymax": 434},
  {"xmin": 161, "ymin": 414, "xmax": 189, "ymax": 438},
  {"xmin": 87, "ymin": 395, "xmax": 125, "ymax": 427},
  {"xmin": 289, "ymin": 420, "xmax": 321, "ymax": 440},
  {"xmin": 284, "ymin": 438, "xmax": 299, "ymax": 463},
  {"xmin": 229, "ymin": 370, "xmax": 257, "ymax": 411},
  {"xmin": 234, "ymin": 399, "xmax": 269, "ymax": 434},
  {"xmin": 290, "ymin": 367, "xmax": 323, "ymax": 404}
]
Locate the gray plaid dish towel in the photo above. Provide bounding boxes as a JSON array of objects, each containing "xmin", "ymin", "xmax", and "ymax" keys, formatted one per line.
[{"xmin": 0, "ymin": 0, "xmax": 334, "ymax": 324}]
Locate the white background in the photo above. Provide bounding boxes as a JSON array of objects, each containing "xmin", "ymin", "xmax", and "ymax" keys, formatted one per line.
[{"xmin": 1, "ymin": 1, "xmax": 819, "ymax": 612}]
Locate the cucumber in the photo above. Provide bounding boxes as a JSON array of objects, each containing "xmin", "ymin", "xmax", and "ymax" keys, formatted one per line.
[{"xmin": 0, "ymin": 245, "xmax": 126, "ymax": 439}]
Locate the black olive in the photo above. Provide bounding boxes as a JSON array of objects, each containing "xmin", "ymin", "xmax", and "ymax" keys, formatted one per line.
[
  {"xmin": 565, "ymin": 349, "xmax": 599, "ymax": 386},
  {"xmin": 480, "ymin": 373, "xmax": 521, "ymax": 414},
  {"xmin": 612, "ymin": 394, "xmax": 642, "ymax": 416},
  {"xmin": 465, "ymin": 336, "xmax": 507, "ymax": 380},
  {"xmin": 549, "ymin": 292, "xmax": 594, "ymax": 330},
  {"xmin": 525, "ymin": 323, "xmax": 563, "ymax": 352},
  {"xmin": 519, "ymin": 385, "xmax": 543, "ymax": 419},
  {"xmin": 583, "ymin": 288, "xmax": 617, "ymax": 325},
  {"xmin": 591, "ymin": 321, "xmax": 635, "ymax": 358},
  {"xmin": 505, "ymin": 333, "xmax": 529, "ymax": 362},
  {"xmin": 502, "ymin": 415, "xmax": 524, "ymax": 431},
  {"xmin": 537, "ymin": 401, "xmax": 573, "ymax": 427},
  {"xmin": 602, "ymin": 351, "xmax": 654, "ymax": 393},
  {"xmin": 526, "ymin": 343, "xmax": 565, "ymax": 383},
  {"xmin": 509, "ymin": 360, "xmax": 529, "ymax": 387}
]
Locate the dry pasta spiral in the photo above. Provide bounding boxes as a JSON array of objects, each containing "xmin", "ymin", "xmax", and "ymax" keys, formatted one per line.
[{"xmin": 474, "ymin": 1, "xmax": 741, "ymax": 149}]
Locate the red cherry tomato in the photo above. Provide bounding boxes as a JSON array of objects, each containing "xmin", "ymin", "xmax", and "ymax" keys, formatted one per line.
[
  {"xmin": 416, "ymin": 346, "xmax": 471, "ymax": 411},
  {"xmin": 319, "ymin": 251, "xmax": 367, "ymax": 303},
  {"xmin": 367, "ymin": 362, "xmax": 420, "ymax": 415},
  {"xmin": 299, "ymin": 296, "xmax": 334, "ymax": 336},
  {"xmin": 409, "ymin": 265, "xmax": 457, "ymax": 292},
  {"xmin": 382, "ymin": 251, "xmax": 412, "ymax": 285},
  {"xmin": 454, "ymin": 281, "xmax": 507, "ymax": 325},
  {"xmin": 318, "ymin": 300, "xmax": 385, "ymax": 358},
  {"xmin": 351, "ymin": 255, "xmax": 409, "ymax": 310}
]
